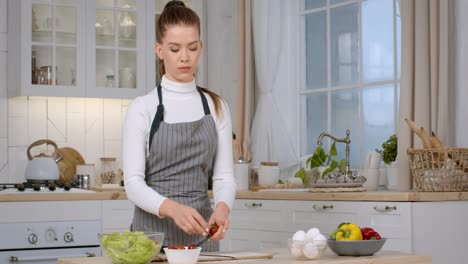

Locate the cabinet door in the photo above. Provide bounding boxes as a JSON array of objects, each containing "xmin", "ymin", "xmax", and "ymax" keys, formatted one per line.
[
  {"xmin": 9, "ymin": 0, "xmax": 86, "ymax": 97},
  {"xmin": 86, "ymin": 0, "xmax": 146, "ymax": 98},
  {"xmin": 229, "ymin": 199, "xmax": 292, "ymax": 232},
  {"xmin": 290, "ymin": 201, "xmax": 364, "ymax": 235},
  {"xmin": 223, "ymin": 229, "xmax": 290, "ymax": 251},
  {"xmin": 101, "ymin": 200, "xmax": 135, "ymax": 233},
  {"xmin": 360, "ymin": 202, "xmax": 412, "ymax": 253}
]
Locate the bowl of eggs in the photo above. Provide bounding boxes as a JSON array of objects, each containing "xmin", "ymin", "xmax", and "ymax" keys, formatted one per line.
[{"xmin": 287, "ymin": 227, "xmax": 327, "ymax": 260}]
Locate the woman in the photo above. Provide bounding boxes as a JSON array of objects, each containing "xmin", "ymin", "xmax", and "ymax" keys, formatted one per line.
[{"xmin": 122, "ymin": 1, "xmax": 236, "ymax": 251}]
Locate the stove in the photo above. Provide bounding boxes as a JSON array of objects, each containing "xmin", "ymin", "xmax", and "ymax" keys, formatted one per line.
[
  {"xmin": 0, "ymin": 200, "xmax": 102, "ymax": 263},
  {"xmin": 0, "ymin": 181, "xmax": 96, "ymax": 194}
]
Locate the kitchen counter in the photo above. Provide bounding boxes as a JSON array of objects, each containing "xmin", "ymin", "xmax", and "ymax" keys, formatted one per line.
[
  {"xmin": 57, "ymin": 248, "xmax": 432, "ymax": 264},
  {"xmin": 1, "ymin": 189, "xmax": 468, "ymax": 202}
]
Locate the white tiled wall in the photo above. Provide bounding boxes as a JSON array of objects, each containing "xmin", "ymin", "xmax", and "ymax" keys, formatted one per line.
[{"xmin": 0, "ymin": 0, "xmax": 131, "ymax": 183}]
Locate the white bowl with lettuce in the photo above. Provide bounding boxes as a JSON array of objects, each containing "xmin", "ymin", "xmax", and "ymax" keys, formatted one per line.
[{"xmin": 99, "ymin": 231, "xmax": 164, "ymax": 264}]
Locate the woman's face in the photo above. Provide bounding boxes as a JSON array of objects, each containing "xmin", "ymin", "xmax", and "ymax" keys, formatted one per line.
[{"xmin": 156, "ymin": 24, "xmax": 202, "ymax": 83}]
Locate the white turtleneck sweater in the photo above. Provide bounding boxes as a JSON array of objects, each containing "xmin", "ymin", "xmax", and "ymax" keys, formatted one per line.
[{"xmin": 122, "ymin": 76, "xmax": 237, "ymax": 217}]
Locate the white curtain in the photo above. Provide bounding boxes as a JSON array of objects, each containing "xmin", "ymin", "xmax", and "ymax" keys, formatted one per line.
[
  {"xmin": 398, "ymin": 0, "xmax": 454, "ymax": 190},
  {"xmin": 250, "ymin": 0, "xmax": 298, "ymax": 175}
]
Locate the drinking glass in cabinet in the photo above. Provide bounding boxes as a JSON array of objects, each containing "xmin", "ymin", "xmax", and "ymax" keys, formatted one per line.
[
  {"xmin": 32, "ymin": 4, "xmax": 52, "ymax": 42},
  {"xmin": 56, "ymin": 46, "xmax": 76, "ymax": 86},
  {"xmin": 55, "ymin": 6, "xmax": 77, "ymax": 44},
  {"xmin": 119, "ymin": 11, "xmax": 136, "ymax": 39},
  {"xmin": 119, "ymin": 0, "xmax": 137, "ymax": 10},
  {"xmin": 96, "ymin": 11, "xmax": 115, "ymax": 46},
  {"xmin": 119, "ymin": 67, "xmax": 136, "ymax": 88}
]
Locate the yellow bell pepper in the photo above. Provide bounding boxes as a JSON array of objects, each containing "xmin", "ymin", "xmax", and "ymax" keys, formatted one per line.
[{"xmin": 330, "ymin": 223, "xmax": 363, "ymax": 241}]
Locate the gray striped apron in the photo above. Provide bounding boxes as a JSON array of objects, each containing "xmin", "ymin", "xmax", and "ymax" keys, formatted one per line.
[{"xmin": 131, "ymin": 85, "xmax": 219, "ymax": 252}]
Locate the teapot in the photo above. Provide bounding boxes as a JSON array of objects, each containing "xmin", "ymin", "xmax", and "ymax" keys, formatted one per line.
[{"xmin": 25, "ymin": 139, "xmax": 60, "ymax": 181}]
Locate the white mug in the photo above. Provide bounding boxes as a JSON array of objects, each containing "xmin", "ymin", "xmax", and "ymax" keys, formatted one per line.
[
  {"xmin": 258, "ymin": 163, "xmax": 280, "ymax": 187},
  {"xmin": 234, "ymin": 163, "xmax": 250, "ymax": 191},
  {"xmin": 364, "ymin": 168, "xmax": 380, "ymax": 191}
]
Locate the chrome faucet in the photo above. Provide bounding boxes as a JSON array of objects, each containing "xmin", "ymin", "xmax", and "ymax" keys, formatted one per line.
[{"xmin": 317, "ymin": 129, "xmax": 351, "ymax": 178}]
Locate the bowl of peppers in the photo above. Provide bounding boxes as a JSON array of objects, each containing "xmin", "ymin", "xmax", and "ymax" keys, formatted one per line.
[{"xmin": 327, "ymin": 223, "xmax": 386, "ymax": 256}]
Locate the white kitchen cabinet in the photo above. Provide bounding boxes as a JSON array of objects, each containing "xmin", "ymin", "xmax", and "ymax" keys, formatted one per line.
[
  {"xmin": 412, "ymin": 201, "xmax": 468, "ymax": 264},
  {"xmin": 86, "ymin": 0, "xmax": 147, "ymax": 98},
  {"xmin": 359, "ymin": 202, "xmax": 412, "ymax": 252},
  {"xmin": 7, "ymin": 0, "xmax": 150, "ymax": 99},
  {"xmin": 223, "ymin": 199, "xmax": 412, "ymax": 253},
  {"xmin": 8, "ymin": 0, "xmax": 87, "ymax": 97},
  {"xmin": 101, "ymin": 199, "xmax": 135, "ymax": 233}
]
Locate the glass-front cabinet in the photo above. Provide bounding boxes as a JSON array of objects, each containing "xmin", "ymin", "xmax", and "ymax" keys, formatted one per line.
[
  {"xmin": 8, "ymin": 0, "xmax": 86, "ymax": 97},
  {"xmin": 87, "ymin": 0, "xmax": 146, "ymax": 98},
  {"xmin": 8, "ymin": 0, "xmax": 147, "ymax": 99}
]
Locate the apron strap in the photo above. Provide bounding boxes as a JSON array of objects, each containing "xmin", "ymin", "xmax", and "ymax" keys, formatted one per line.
[
  {"xmin": 149, "ymin": 85, "xmax": 164, "ymax": 150},
  {"xmin": 197, "ymin": 87, "xmax": 211, "ymax": 115},
  {"xmin": 149, "ymin": 86, "xmax": 211, "ymax": 151}
]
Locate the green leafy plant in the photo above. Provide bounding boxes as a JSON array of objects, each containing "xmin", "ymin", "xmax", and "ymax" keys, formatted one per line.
[
  {"xmin": 376, "ymin": 134, "xmax": 398, "ymax": 165},
  {"xmin": 306, "ymin": 142, "xmax": 346, "ymax": 178}
]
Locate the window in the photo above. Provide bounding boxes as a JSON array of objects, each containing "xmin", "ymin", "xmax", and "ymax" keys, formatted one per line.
[{"xmin": 300, "ymin": 0, "xmax": 401, "ymax": 168}]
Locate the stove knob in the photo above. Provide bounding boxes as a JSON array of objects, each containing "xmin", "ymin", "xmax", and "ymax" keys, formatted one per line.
[
  {"xmin": 28, "ymin": 233, "xmax": 38, "ymax": 245},
  {"xmin": 64, "ymin": 232, "xmax": 74, "ymax": 243},
  {"xmin": 48, "ymin": 183, "xmax": 56, "ymax": 191},
  {"xmin": 45, "ymin": 228, "xmax": 57, "ymax": 241}
]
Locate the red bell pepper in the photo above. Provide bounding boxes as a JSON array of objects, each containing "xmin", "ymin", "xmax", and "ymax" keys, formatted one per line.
[{"xmin": 360, "ymin": 227, "xmax": 382, "ymax": 240}]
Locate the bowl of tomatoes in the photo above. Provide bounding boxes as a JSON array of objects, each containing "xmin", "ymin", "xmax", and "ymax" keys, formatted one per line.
[{"xmin": 163, "ymin": 244, "xmax": 201, "ymax": 264}]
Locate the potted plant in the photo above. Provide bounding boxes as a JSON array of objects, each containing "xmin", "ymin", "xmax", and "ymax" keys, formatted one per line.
[
  {"xmin": 295, "ymin": 142, "xmax": 346, "ymax": 185},
  {"xmin": 376, "ymin": 134, "xmax": 398, "ymax": 189},
  {"xmin": 376, "ymin": 134, "xmax": 397, "ymax": 165}
]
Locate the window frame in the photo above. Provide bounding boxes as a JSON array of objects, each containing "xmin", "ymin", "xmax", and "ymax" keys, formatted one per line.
[{"xmin": 299, "ymin": 0, "xmax": 400, "ymax": 167}]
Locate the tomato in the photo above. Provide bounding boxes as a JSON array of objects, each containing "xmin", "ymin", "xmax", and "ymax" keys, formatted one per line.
[
  {"xmin": 188, "ymin": 244, "xmax": 197, "ymax": 249},
  {"xmin": 168, "ymin": 245, "xmax": 176, "ymax": 249},
  {"xmin": 209, "ymin": 223, "xmax": 219, "ymax": 237},
  {"xmin": 177, "ymin": 245, "xmax": 185, "ymax": 250}
]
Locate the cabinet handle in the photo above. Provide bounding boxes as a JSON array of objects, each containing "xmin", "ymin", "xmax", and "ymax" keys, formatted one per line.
[
  {"xmin": 373, "ymin": 205, "xmax": 397, "ymax": 212},
  {"xmin": 244, "ymin": 202, "xmax": 262, "ymax": 208},
  {"xmin": 313, "ymin": 204, "xmax": 334, "ymax": 210}
]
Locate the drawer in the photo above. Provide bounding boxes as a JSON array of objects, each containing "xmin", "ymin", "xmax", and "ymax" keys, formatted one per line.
[
  {"xmin": 362, "ymin": 202, "xmax": 412, "ymax": 240},
  {"xmin": 225, "ymin": 229, "xmax": 290, "ymax": 251},
  {"xmin": 290, "ymin": 201, "xmax": 365, "ymax": 235},
  {"xmin": 101, "ymin": 200, "xmax": 135, "ymax": 231},
  {"xmin": 229, "ymin": 199, "xmax": 291, "ymax": 232}
]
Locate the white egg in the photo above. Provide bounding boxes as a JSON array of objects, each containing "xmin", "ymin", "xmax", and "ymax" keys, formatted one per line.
[
  {"xmin": 292, "ymin": 230, "xmax": 306, "ymax": 241},
  {"xmin": 289, "ymin": 244, "xmax": 303, "ymax": 258},
  {"xmin": 302, "ymin": 242, "xmax": 319, "ymax": 259},
  {"xmin": 313, "ymin": 234, "xmax": 327, "ymax": 247},
  {"xmin": 305, "ymin": 227, "xmax": 321, "ymax": 240}
]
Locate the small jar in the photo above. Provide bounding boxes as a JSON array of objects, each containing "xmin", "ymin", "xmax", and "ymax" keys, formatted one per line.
[
  {"xmin": 258, "ymin": 162, "xmax": 280, "ymax": 187},
  {"xmin": 100, "ymin": 158, "xmax": 118, "ymax": 186}
]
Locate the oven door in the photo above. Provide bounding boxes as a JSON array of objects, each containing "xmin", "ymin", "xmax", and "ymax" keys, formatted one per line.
[{"xmin": 0, "ymin": 246, "xmax": 101, "ymax": 264}]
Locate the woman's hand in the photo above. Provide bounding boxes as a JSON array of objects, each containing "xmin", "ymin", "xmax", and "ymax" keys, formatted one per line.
[
  {"xmin": 159, "ymin": 199, "xmax": 208, "ymax": 235},
  {"xmin": 207, "ymin": 202, "xmax": 231, "ymax": 240}
]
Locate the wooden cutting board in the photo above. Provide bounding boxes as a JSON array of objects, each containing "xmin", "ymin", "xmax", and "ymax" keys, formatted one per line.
[
  {"xmin": 152, "ymin": 251, "xmax": 274, "ymax": 262},
  {"xmin": 56, "ymin": 147, "xmax": 85, "ymax": 184}
]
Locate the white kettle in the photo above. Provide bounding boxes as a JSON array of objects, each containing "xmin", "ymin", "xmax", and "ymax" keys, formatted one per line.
[{"xmin": 25, "ymin": 139, "xmax": 60, "ymax": 181}]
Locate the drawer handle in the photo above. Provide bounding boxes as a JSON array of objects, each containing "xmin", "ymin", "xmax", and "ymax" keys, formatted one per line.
[
  {"xmin": 313, "ymin": 204, "xmax": 334, "ymax": 210},
  {"xmin": 244, "ymin": 202, "xmax": 262, "ymax": 208},
  {"xmin": 373, "ymin": 205, "xmax": 397, "ymax": 212}
]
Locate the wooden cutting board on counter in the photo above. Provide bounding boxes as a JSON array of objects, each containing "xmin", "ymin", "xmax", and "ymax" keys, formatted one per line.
[
  {"xmin": 153, "ymin": 251, "xmax": 274, "ymax": 262},
  {"xmin": 58, "ymin": 251, "xmax": 274, "ymax": 264},
  {"xmin": 56, "ymin": 147, "xmax": 85, "ymax": 184}
]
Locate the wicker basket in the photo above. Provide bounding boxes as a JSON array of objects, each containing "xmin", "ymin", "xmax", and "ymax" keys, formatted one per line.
[{"xmin": 407, "ymin": 148, "xmax": 468, "ymax": 192}]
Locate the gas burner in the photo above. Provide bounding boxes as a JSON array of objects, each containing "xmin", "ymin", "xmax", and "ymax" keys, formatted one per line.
[{"xmin": 15, "ymin": 181, "xmax": 76, "ymax": 192}]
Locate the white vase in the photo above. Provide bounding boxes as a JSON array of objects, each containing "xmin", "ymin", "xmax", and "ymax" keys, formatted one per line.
[{"xmin": 385, "ymin": 162, "xmax": 398, "ymax": 190}]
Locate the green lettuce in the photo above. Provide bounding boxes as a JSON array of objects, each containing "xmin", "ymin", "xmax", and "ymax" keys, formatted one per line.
[{"xmin": 101, "ymin": 231, "xmax": 160, "ymax": 264}]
